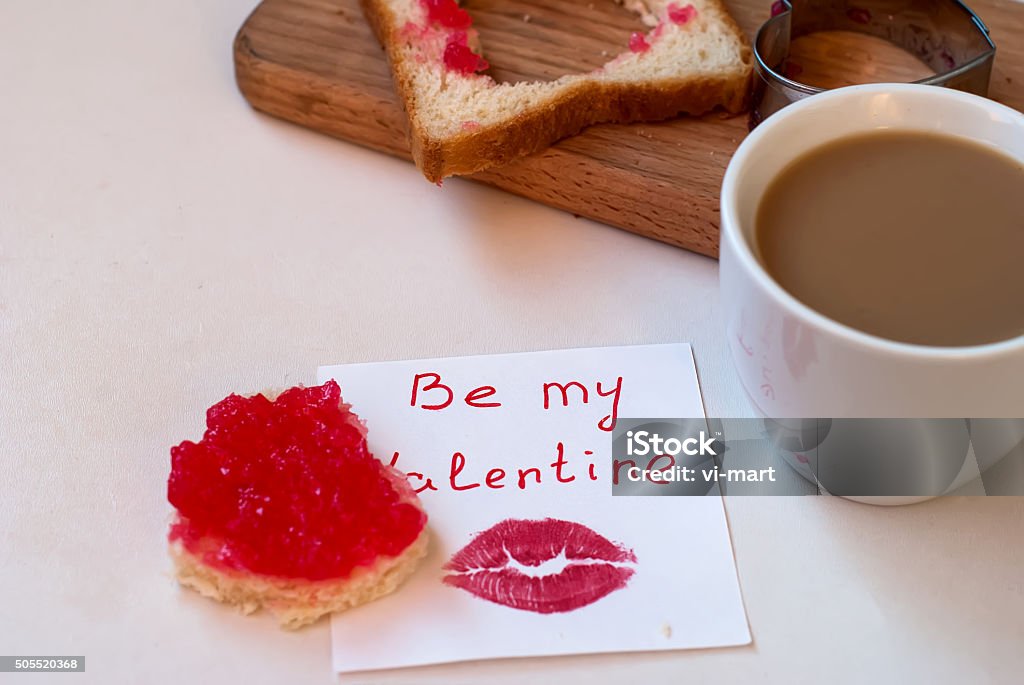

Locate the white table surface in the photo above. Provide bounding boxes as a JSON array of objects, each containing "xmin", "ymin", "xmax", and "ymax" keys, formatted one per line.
[{"xmin": 2, "ymin": 1, "xmax": 1022, "ymax": 683}]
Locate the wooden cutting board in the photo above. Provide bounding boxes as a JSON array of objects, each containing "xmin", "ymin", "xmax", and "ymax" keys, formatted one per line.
[{"xmin": 234, "ymin": 0, "xmax": 1024, "ymax": 257}]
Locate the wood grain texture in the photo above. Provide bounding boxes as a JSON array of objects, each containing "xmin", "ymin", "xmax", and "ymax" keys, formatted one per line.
[{"xmin": 234, "ymin": 0, "xmax": 1024, "ymax": 257}]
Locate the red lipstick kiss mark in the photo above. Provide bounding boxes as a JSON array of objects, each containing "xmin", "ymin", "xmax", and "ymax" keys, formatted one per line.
[{"xmin": 442, "ymin": 518, "xmax": 637, "ymax": 614}]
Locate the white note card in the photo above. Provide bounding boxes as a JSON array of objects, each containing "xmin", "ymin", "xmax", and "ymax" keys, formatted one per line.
[{"xmin": 317, "ymin": 344, "xmax": 750, "ymax": 674}]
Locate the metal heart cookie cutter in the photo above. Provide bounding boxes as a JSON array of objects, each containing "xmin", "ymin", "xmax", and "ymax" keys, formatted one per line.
[{"xmin": 751, "ymin": 0, "xmax": 997, "ymax": 126}]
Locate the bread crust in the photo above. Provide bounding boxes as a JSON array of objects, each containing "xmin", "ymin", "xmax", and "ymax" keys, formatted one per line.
[
  {"xmin": 171, "ymin": 525, "xmax": 429, "ymax": 629},
  {"xmin": 360, "ymin": 0, "xmax": 753, "ymax": 182}
]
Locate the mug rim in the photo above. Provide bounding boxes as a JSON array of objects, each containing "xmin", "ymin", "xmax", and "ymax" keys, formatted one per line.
[{"xmin": 720, "ymin": 82, "xmax": 1024, "ymax": 360}]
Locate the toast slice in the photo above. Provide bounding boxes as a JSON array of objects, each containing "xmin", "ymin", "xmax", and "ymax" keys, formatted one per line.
[
  {"xmin": 171, "ymin": 514, "xmax": 429, "ymax": 629},
  {"xmin": 167, "ymin": 382, "xmax": 430, "ymax": 629},
  {"xmin": 360, "ymin": 0, "xmax": 753, "ymax": 182}
]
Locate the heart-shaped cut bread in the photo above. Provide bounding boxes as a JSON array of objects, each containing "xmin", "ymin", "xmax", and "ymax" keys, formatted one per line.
[
  {"xmin": 167, "ymin": 381, "xmax": 429, "ymax": 628},
  {"xmin": 360, "ymin": 0, "xmax": 753, "ymax": 181}
]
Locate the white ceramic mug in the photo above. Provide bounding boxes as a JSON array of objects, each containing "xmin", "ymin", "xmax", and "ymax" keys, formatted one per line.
[{"xmin": 719, "ymin": 83, "xmax": 1024, "ymax": 420}]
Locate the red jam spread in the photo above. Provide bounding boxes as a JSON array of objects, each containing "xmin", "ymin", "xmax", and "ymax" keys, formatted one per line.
[
  {"xmin": 444, "ymin": 31, "xmax": 489, "ymax": 74},
  {"xmin": 399, "ymin": 20, "xmax": 429, "ymax": 39},
  {"xmin": 668, "ymin": 3, "xmax": 698, "ymax": 24},
  {"xmin": 413, "ymin": 0, "xmax": 488, "ymax": 75},
  {"xmin": 167, "ymin": 381, "xmax": 426, "ymax": 582},
  {"xmin": 629, "ymin": 32, "xmax": 651, "ymax": 53},
  {"xmin": 419, "ymin": 0, "xmax": 472, "ymax": 30}
]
